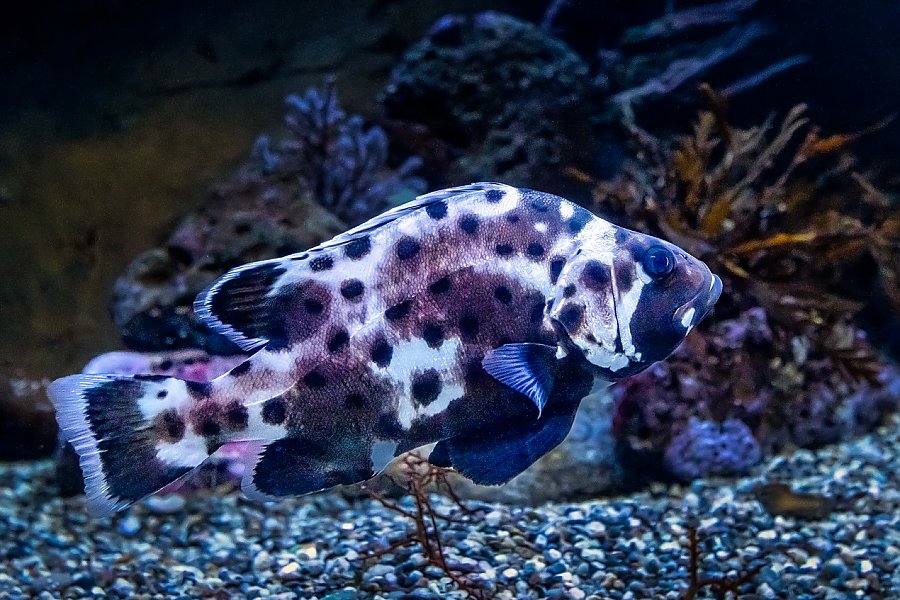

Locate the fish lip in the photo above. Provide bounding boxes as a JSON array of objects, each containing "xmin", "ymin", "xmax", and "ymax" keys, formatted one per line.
[{"xmin": 673, "ymin": 272, "xmax": 723, "ymax": 329}]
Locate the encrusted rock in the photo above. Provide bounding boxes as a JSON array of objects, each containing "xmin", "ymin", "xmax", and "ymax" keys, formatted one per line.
[{"xmin": 383, "ymin": 11, "xmax": 594, "ymax": 185}]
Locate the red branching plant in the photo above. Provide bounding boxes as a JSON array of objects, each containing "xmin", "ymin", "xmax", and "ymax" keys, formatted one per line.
[
  {"xmin": 682, "ymin": 525, "xmax": 763, "ymax": 600},
  {"xmin": 358, "ymin": 453, "xmax": 488, "ymax": 599}
]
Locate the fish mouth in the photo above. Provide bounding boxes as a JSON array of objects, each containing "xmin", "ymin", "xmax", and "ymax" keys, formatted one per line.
[{"xmin": 673, "ymin": 272, "xmax": 723, "ymax": 330}]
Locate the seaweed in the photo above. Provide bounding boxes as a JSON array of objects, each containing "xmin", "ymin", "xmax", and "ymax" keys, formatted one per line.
[
  {"xmin": 575, "ymin": 88, "xmax": 900, "ymax": 472},
  {"xmin": 358, "ymin": 453, "xmax": 488, "ymax": 599},
  {"xmin": 585, "ymin": 92, "xmax": 899, "ymax": 336}
]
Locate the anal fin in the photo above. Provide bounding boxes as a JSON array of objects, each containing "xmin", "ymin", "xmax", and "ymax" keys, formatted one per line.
[
  {"xmin": 241, "ymin": 437, "xmax": 375, "ymax": 501},
  {"xmin": 428, "ymin": 402, "xmax": 578, "ymax": 486}
]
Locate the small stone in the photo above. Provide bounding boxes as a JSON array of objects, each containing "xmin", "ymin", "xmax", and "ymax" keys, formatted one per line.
[
  {"xmin": 111, "ymin": 578, "xmax": 135, "ymax": 595},
  {"xmin": 145, "ymin": 494, "xmax": 186, "ymax": 513},
  {"xmin": 117, "ymin": 516, "xmax": 140, "ymax": 536},
  {"xmin": 278, "ymin": 562, "xmax": 300, "ymax": 577},
  {"xmin": 485, "ymin": 510, "xmax": 503, "ymax": 527},
  {"xmin": 253, "ymin": 551, "xmax": 274, "ymax": 571}
]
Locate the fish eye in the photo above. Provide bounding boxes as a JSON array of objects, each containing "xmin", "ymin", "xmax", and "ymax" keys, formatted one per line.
[{"xmin": 643, "ymin": 246, "xmax": 675, "ymax": 279}]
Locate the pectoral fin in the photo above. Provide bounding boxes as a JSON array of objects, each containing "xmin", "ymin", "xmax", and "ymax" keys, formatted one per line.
[{"xmin": 482, "ymin": 343, "xmax": 557, "ymax": 417}]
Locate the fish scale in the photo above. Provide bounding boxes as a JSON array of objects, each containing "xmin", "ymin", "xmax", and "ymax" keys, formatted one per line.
[{"xmin": 48, "ymin": 182, "xmax": 722, "ymax": 515}]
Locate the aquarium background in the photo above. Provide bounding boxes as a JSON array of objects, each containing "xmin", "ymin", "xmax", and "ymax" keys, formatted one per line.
[{"xmin": 1, "ymin": 1, "xmax": 899, "ymax": 598}]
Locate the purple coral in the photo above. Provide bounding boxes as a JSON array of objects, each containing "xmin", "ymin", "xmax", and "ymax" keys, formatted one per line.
[
  {"xmin": 663, "ymin": 417, "xmax": 761, "ymax": 481},
  {"xmin": 255, "ymin": 78, "xmax": 424, "ymax": 225}
]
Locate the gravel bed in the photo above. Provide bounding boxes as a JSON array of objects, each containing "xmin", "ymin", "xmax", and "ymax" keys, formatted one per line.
[{"xmin": 1, "ymin": 415, "xmax": 898, "ymax": 600}]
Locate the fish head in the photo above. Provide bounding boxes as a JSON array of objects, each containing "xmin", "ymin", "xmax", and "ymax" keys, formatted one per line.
[{"xmin": 550, "ymin": 223, "xmax": 721, "ymax": 380}]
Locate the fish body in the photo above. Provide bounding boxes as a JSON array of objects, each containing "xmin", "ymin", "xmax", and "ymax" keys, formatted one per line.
[{"xmin": 50, "ymin": 183, "xmax": 722, "ymax": 515}]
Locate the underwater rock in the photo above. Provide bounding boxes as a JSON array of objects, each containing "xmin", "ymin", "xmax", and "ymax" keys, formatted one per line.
[
  {"xmin": 111, "ymin": 169, "xmax": 345, "ymax": 354},
  {"xmin": 382, "ymin": 11, "xmax": 593, "ymax": 185},
  {"xmin": 0, "ymin": 374, "xmax": 55, "ymax": 460},
  {"xmin": 663, "ymin": 417, "xmax": 761, "ymax": 480},
  {"xmin": 612, "ymin": 308, "xmax": 900, "ymax": 478}
]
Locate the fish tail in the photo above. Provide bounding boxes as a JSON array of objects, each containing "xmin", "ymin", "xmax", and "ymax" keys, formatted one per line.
[{"xmin": 49, "ymin": 374, "xmax": 215, "ymax": 515}]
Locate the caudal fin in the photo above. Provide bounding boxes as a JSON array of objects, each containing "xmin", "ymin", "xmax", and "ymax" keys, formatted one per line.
[{"xmin": 48, "ymin": 374, "xmax": 212, "ymax": 515}]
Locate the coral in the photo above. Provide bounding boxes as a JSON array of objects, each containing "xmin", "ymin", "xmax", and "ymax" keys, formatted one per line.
[
  {"xmin": 382, "ymin": 11, "xmax": 592, "ymax": 185},
  {"xmin": 255, "ymin": 78, "xmax": 425, "ymax": 225},
  {"xmin": 111, "ymin": 167, "xmax": 345, "ymax": 353},
  {"xmin": 663, "ymin": 417, "xmax": 761, "ymax": 481}
]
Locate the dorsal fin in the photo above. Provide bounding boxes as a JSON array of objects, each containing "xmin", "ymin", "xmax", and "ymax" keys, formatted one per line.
[
  {"xmin": 315, "ymin": 182, "xmax": 515, "ymax": 251},
  {"xmin": 193, "ymin": 183, "xmax": 516, "ymax": 351},
  {"xmin": 193, "ymin": 260, "xmax": 288, "ymax": 351}
]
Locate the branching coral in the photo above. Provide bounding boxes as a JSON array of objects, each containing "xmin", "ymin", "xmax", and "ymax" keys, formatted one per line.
[{"xmin": 254, "ymin": 77, "xmax": 425, "ymax": 225}]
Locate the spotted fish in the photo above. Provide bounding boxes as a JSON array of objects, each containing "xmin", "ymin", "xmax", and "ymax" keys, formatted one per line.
[{"xmin": 49, "ymin": 183, "xmax": 722, "ymax": 515}]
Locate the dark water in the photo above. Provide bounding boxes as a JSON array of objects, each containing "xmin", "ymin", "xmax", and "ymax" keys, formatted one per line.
[{"xmin": 1, "ymin": 2, "xmax": 899, "ymax": 597}]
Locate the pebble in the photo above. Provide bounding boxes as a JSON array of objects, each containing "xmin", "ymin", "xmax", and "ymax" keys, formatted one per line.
[
  {"xmin": 1, "ymin": 413, "xmax": 899, "ymax": 599},
  {"xmin": 117, "ymin": 516, "xmax": 141, "ymax": 536}
]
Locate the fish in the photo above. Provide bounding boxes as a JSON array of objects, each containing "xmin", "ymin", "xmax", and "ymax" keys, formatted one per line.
[{"xmin": 49, "ymin": 182, "xmax": 722, "ymax": 515}]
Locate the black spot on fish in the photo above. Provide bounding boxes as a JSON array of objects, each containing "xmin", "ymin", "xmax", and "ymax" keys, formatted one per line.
[
  {"xmin": 564, "ymin": 284, "xmax": 577, "ymax": 298},
  {"xmin": 198, "ymin": 416, "xmax": 220, "ymax": 437},
  {"xmin": 396, "ymin": 237, "xmax": 421, "ymax": 260},
  {"xmin": 310, "ymin": 255, "xmax": 334, "ymax": 271},
  {"xmin": 426, "ymin": 201, "xmax": 448, "ymax": 220},
  {"xmin": 529, "ymin": 196, "xmax": 551, "ymax": 213},
  {"xmin": 304, "ymin": 298, "xmax": 324, "ymax": 314},
  {"xmin": 568, "ymin": 208, "xmax": 591, "ymax": 234},
  {"xmin": 186, "ymin": 381, "xmax": 211, "ymax": 398},
  {"xmin": 303, "ymin": 370, "xmax": 327, "ymax": 389},
  {"xmin": 262, "ymin": 397, "xmax": 287, "ymax": 425},
  {"xmin": 290, "ymin": 253, "xmax": 309, "ymax": 261},
  {"xmin": 614, "ymin": 256, "xmax": 637, "ymax": 292},
  {"xmin": 385, "ymin": 300, "xmax": 412, "ymax": 321},
  {"xmin": 459, "ymin": 215, "xmax": 479, "ymax": 235},
  {"xmin": 225, "ymin": 401, "xmax": 249, "ymax": 429},
  {"xmin": 371, "ymin": 337, "xmax": 393, "ymax": 367},
  {"xmin": 494, "ymin": 286, "xmax": 513, "ymax": 304},
  {"xmin": 485, "ymin": 189, "xmax": 504, "ymax": 203},
  {"xmin": 344, "ymin": 236, "xmax": 371, "ymax": 260},
  {"xmin": 345, "ymin": 393, "xmax": 367, "ymax": 408},
  {"xmin": 559, "ymin": 304, "xmax": 584, "ymax": 331},
  {"xmin": 550, "ymin": 258, "xmax": 565, "ymax": 284},
  {"xmin": 428, "ymin": 277, "xmax": 452, "ymax": 295},
  {"xmin": 155, "ymin": 409, "xmax": 185, "ymax": 442},
  {"xmin": 527, "ymin": 242, "xmax": 545, "ymax": 257},
  {"xmin": 495, "ymin": 243, "xmax": 514, "ymax": 256},
  {"xmin": 158, "ymin": 359, "xmax": 174, "ymax": 371},
  {"xmin": 459, "ymin": 314, "xmax": 479, "ymax": 338},
  {"xmin": 412, "ymin": 369, "xmax": 442, "ymax": 405},
  {"xmin": 157, "ymin": 390, "xmax": 168, "ymax": 399},
  {"xmin": 340, "ymin": 279, "xmax": 365, "ymax": 301},
  {"xmin": 582, "ymin": 260, "xmax": 611, "ymax": 291},
  {"xmin": 230, "ymin": 361, "xmax": 252, "ymax": 377},
  {"xmin": 422, "ymin": 323, "xmax": 444, "ymax": 348},
  {"xmin": 328, "ymin": 329, "xmax": 350, "ymax": 353},
  {"xmin": 506, "ymin": 213, "xmax": 520, "ymax": 224}
]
